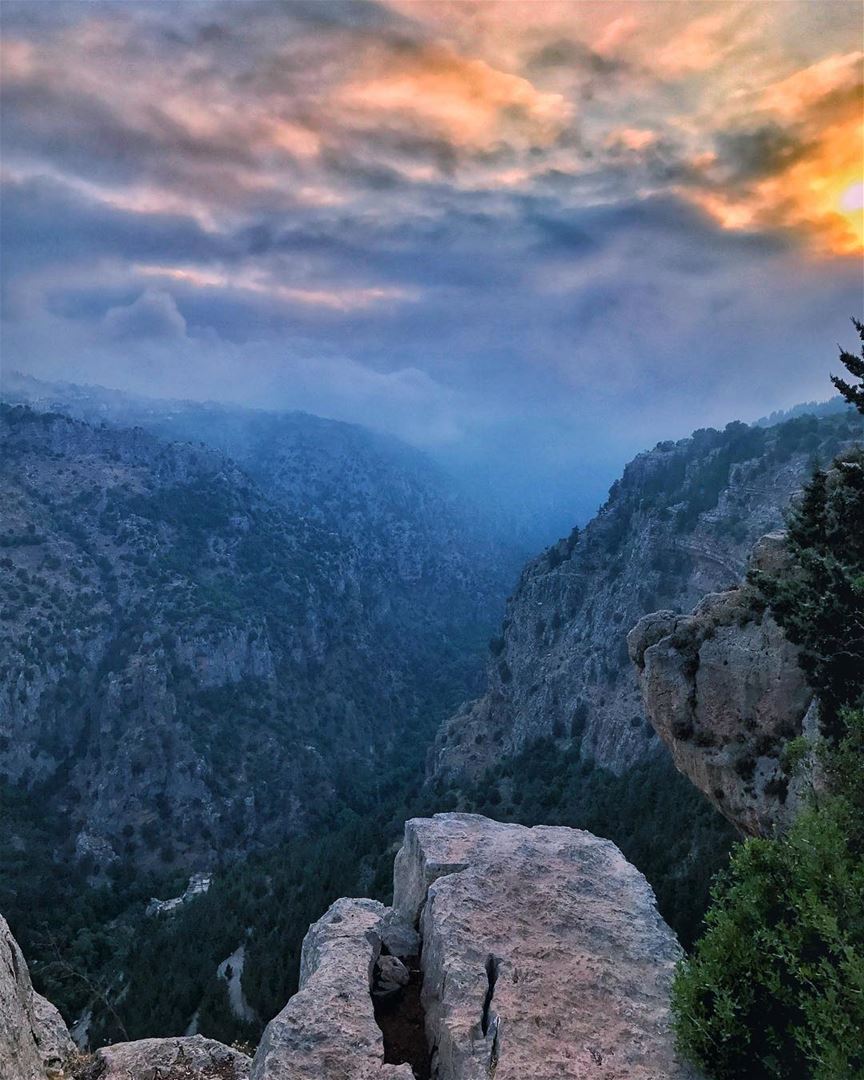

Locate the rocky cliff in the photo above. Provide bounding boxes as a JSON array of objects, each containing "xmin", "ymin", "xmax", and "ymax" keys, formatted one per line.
[
  {"xmin": 430, "ymin": 412, "xmax": 862, "ymax": 784},
  {"xmin": 0, "ymin": 914, "xmax": 73, "ymax": 1080},
  {"xmin": 628, "ymin": 534, "xmax": 817, "ymax": 837},
  {"xmin": 255, "ymin": 813, "xmax": 696, "ymax": 1080},
  {"xmin": 0, "ymin": 405, "xmax": 509, "ymax": 868},
  {"xmin": 2, "ymin": 815, "xmax": 695, "ymax": 1079}
]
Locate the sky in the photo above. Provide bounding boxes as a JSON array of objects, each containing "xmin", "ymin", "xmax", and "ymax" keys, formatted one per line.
[{"xmin": 1, "ymin": 0, "xmax": 862, "ymax": 527}]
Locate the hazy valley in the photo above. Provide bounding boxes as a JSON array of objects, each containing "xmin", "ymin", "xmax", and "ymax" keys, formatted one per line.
[{"xmin": 3, "ymin": 372, "xmax": 861, "ymax": 1073}]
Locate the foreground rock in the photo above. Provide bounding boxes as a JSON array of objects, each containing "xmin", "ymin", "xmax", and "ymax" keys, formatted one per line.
[
  {"xmin": 629, "ymin": 533, "xmax": 815, "ymax": 837},
  {"xmin": 4, "ymin": 814, "xmax": 693, "ymax": 1079},
  {"xmin": 1, "ymin": 913, "xmax": 73, "ymax": 1080},
  {"xmin": 250, "ymin": 897, "xmax": 417, "ymax": 1080},
  {"xmin": 86, "ymin": 1035, "xmax": 250, "ymax": 1079},
  {"xmin": 395, "ymin": 814, "xmax": 696, "ymax": 1080}
]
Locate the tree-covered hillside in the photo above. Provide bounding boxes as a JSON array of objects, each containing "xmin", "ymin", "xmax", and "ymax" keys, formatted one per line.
[
  {"xmin": 432, "ymin": 407, "xmax": 864, "ymax": 784},
  {"xmin": 0, "ymin": 404, "xmax": 510, "ymax": 867}
]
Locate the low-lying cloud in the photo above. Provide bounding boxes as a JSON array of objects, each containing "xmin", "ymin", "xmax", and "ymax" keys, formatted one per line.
[{"xmin": 1, "ymin": 0, "xmax": 861, "ymax": 532}]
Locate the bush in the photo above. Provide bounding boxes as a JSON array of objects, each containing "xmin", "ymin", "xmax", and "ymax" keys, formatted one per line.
[{"xmin": 672, "ymin": 711, "xmax": 864, "ymax": 1079}]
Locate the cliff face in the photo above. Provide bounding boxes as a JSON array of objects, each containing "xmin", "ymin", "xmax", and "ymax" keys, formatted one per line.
[
  {"xmin": 251, "ymin": 813, "xmax": 696, "ymax": 1080},
  {"xmin": 430, "ymin": 412, "xmax": 862, "ymax": 784},
  {"xmin": 0, "ymin": 913, "xmax": 73, "ymax": 1080},
  {"xmin": 0, "ymin": 405, "xmax": 509, "ymax": 867},
  {"xmin": 629, "ymin": 534, "xmax": 817, "ymax": 837}
]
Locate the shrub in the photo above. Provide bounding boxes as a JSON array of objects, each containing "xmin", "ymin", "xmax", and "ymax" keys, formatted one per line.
[{"xmin": 672, "ymin": 711, "xmax": 864, "ymax": 1080}]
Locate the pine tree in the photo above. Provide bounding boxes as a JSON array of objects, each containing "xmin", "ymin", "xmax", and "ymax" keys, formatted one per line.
[{"xmin": 831, "ymin": 317, "xmax": 864, "ymax": 414}]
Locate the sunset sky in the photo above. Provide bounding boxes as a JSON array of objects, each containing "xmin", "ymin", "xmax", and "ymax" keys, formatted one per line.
[{"xmin": 2, "ymin": 1, "xmax": 862, "ymax": 518}]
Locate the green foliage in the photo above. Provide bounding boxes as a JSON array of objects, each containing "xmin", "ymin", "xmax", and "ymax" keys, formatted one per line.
[
  {"xmin": 598, "ymin": 409, "xmax": 862, "ymax": 555},
  {"xmin": 7, "ymin": 728, "xmax": 733, "ymax": 1046},
  {"xmin": 754, "ymin": 446, "xmax": 864, "ymax": 736},
  {"xmin": 831, "ymin": 318, "xmax": 864, "ymax": 414},
  {"xmin": 672, "ymin": 711, "xmax": 864, "ymax": 1080},
  {"xmin": 676, "ymin": 405, "xmax": 864, "ymax": 1078},
  {"xmin": 0, "ymin": 778, "xmax": 177, "ymax": 1028}
]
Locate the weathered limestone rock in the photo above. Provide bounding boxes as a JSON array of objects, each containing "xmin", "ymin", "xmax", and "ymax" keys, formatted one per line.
[
  {"xmin": 250, "ymin": 898, "xmax": 416, "ymax": 1080},
  {"xmin": 373, "ymin": 956, "xmax": 410, "ymax": 1000},
  {"xmin": 394, "ymin": 814, "xmax": 697, "ymax": 1080},
  {"xmin": 89, "ymin": 1034, "xmax": 250, "ymax": 1079},
  {"xmin": 629, "ymin": 533, "xmax": 815, "ymax": 836},
  {"xmin": 1, "ymin": 913, "xmax": 74, "ymax": 1080}
]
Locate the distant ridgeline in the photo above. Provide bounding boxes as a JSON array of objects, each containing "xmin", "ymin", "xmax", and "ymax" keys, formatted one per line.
[
  {"xmin": 431, "ymin": 406, "xmax": 863, "ymax": 782},
  {"xmin": 0, "ymin": 400, "xmax": 514, "ymax": 866},
  {"xmin": 1, "ymin": 386, "xmax": 861, "ymax": 1051}
]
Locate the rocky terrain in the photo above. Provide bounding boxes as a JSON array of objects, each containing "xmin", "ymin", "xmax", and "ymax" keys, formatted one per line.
[
  {"xmin": 2, "ymin": 373, "xmax": 519, "ymax": 665},
  {"xmin": 0, "ymin": 914, "xmax": 73, "ymax": 1080},
  {"xmin": 244, "ymin": 813, "xmax": 698, "ymax": 1079},
  {"xmin": 2, "ymin": 813, "xmax": 696, "ymax": 1080},
  {"xmin": 86, "ymin": 1036, "xmax": 252, "ymax": 1080},
  {"xmin": 430, "ymin": 411, "xmax": 863, "ymax": 784},
  {"xmin": 0, "ymin": 404, "xmax": 510, "ymax": 868},
  {"xmin": 629, "ymin": 533, "xmax": 817, "ymax": 837},
  {"xmin": 391, "ymin": 814, "xmax": 694, "ymax": 1080}
]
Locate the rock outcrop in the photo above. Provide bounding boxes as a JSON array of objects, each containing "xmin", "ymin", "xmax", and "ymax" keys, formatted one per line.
[
  {"xmin": 1, "ymin": 913, "xmax": 73, "ymax": 1080},
  {"xmin": 397, "ymin": 814, "xmax": 696, "ymax": 1080},
  {"xmin": 629, "ymin": 534, "xmax": 816, "ymax": 836},
  {"xmin": 4, "ymin": 813, "xmax": 697, "ymax": 1078},
  {"xmin": 250, "ymin": 898, "xmax": 417, "ymax": 1080},
  {"xmin": 87, "ymin": 1035, "xmax": 250, "ymax": 1080},
  {"xmin": 251, "ymin": 814, "xmax": 697, "ymax": 1080},
  {"xmin": 146, "ymin": 874, "xmax": 212, "ymax": 918}
]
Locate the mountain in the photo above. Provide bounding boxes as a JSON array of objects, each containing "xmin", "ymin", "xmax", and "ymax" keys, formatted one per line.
[
  {"xmin": 1, "ymin": 372, "xmax": 591, "ymax": 554},
  {"xmin": 0, "ymin": 403, "xmax": 513, "ymax": 870},
  {"xmin": 430, "ymin": 410, "xmax": 864, "ymax": 785},
  {"xmin": 2, "ymin": 373, "xmax": 520, "ymax": 640}
]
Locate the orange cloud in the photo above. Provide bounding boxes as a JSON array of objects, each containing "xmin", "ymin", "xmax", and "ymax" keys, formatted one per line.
[
  {"xmin": 696, "ymin": 121, "xmax": 862, "ymax": 254},
  {"xmin": 341, "ymin": 44, "xmax": 570, "ymax": 149},
  {"xmin": 606, "ymin": 127, "xmax": 658, "ymax": 152},
  {"xmin": 688, "ymin": 131, "xmax": 863, "ymax": 255},
  {"xmin": 684, "ymin": 48, "xmax": 864, "ymax": 254},
  {"xmin": 267, "ymin": 119, "xmax": 322, "ymax": 159},
  {"xmin": 651, "ymin": 8, "xmax": 757, "ymax": 77},
  {"xmin": 762, "ymin": 51, "xmax": 864, "ymax": 119}
]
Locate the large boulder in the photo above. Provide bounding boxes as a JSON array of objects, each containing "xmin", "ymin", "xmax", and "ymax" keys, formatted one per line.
[
  {"xmin": 250, "ymin": 897, "xmax": 416, "ymax": 1080},
  {"xmin": 87, "ymin": 1035, "xmax": 250, "ymax": 1079},
  {"xmin": 1, "ymin": 913, "xmax": 74, "ymax": 1080},
  {"xmin": 394, "ymin": 813, "xmax": 697, "ymax": 1080},
  {"xmin": 628, "ymin": 533, "xmax": 815, "ymax": 836}
]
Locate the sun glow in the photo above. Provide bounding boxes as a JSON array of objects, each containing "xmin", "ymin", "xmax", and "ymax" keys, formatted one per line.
[{"xmin": 689, "ymin": 113, "xmax": 864, "ymax": 256}]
